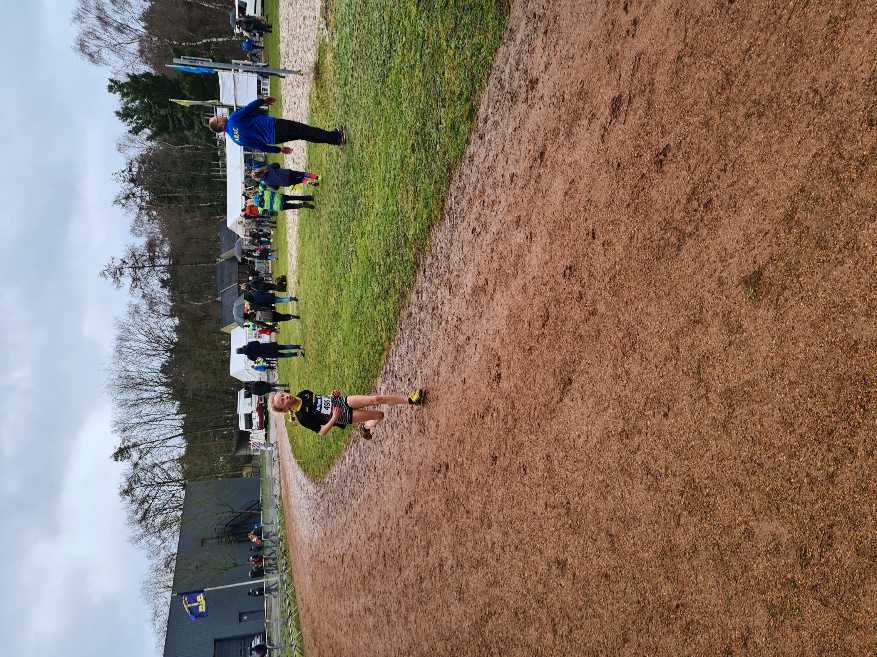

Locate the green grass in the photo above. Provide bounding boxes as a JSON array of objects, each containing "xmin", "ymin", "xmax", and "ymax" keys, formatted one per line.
[
  {"xmin": 270, "ymin": 506, "xmax": 305, "ymax": 657},
  {"xmin": 744, "ymin": 269, "xmax": 764, "ymax": 301},
  {"xmin": 272, "ymin": 0, "xmax": 508, "ymax": 477},
  {"xmin": 261, "ymin": 0, "xmax": 281, "ymax": 83},
  {"xmin": 257, "ymin": 11, "xmax": 302, "ymax": 654}
]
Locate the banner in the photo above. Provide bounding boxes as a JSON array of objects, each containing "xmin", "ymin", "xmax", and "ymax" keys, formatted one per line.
[
  {"xmin": 179, "ymin": 591, "xmax": 208, "ymax": 620},
  {"xmin": 171, "ymin": 99, "xmax": 224, "ymax": 108},
  {"xmin": 167, "ymin": 64, "xmax": 218, "ymax": 75}
]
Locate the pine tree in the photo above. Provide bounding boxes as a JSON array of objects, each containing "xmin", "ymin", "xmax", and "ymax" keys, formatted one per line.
[{"xmin": 108, "ymin": 72, "xmax": 219, "ymax": 142}]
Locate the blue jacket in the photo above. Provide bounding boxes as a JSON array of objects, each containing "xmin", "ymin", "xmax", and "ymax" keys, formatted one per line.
[
  {"xmin": 225, "ymin": 99, "xmax": 279, "ymax": 153},
  {"xmin": 262, "ymin": 163, "xmax": 305, "ymax": 190}
]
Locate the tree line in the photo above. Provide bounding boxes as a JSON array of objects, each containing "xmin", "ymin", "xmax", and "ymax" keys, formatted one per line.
[{"xmin": 75, "ymin": 0, "xmax": 253, "ymax": 642}]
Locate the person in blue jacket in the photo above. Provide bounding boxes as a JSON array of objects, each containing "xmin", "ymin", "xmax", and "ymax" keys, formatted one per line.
[
  {"xmin": 208, "ymin": 96, "xmax": 343, "ymax": 153},
  {"xmin": 251, "ymin": 162, "xmax": 321, "ymax": 190},
  {"xmin": 241, "ymin": 38, "xmax": 264, "ymax": 58}
]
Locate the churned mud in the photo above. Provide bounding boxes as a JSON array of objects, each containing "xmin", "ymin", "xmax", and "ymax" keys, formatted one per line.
[{"xmin": 277, "ymin": 1, "xmax": 877, "ymax": 654}]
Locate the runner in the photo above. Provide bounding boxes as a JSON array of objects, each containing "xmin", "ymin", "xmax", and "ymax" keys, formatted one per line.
[{"xmin": 270, "ymin": 389, "xmax": 424, "ymax": 438}]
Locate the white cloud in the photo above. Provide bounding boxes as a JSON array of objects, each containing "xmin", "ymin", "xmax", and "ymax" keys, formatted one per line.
[
  {"xmin": 21, "ymin": 410, "xmax": 151, "ymax": 641},
  {"xmin": 0, "ymin": 2, "xmax": 155, "ymax": 655}
]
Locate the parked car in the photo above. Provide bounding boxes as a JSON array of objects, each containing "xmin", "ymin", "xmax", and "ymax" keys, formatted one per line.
[{"xmin": 237, "ymin": 388, "xmax": 265, "ymax": 432}]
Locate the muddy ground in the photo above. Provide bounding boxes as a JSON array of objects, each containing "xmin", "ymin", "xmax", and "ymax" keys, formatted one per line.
[{"xmin": 276, "ymin": 0, "xmax": 877, "ymax": 654}]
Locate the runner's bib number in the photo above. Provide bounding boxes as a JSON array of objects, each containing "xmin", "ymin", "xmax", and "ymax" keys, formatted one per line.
[{"xmin": 315, "ymin": 395, "xmax": 333, "ymax": 417}]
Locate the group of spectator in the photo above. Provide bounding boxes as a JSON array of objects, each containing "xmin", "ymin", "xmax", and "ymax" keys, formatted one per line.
[
  {"xmin": 241, "ymin": 203, "xmax": 275, "ymax": 230},
  {"xmin": 243, "ymin": 298, "xmax": 299, "ymax": 330},
  {"xmin": 233, "ymin": 1, "xmax": 272, "ymax": 40},
  {"xmin": 245, "ymin": 521, "xmax": 283, "ymax": 590},
  {"xmin": 212, "ymin": 86, "xmax": 427, "ymax": 439},
  {"xmin": 231, "ymin": 1, "xmax": 270, "ymax": 66},
  {"xmin": 235, "ymin": 198, "xmax": 299, "ymax": 332},
  {"xmin": 246, "ymin": 525, "xmax": 272, "ymax": 579}
]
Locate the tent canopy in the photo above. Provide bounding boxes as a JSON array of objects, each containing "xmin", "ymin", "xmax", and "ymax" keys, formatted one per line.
[
  {"xmin": 226, "ymin": 133, "xmax": 245, "ymax": 232},
  {"xmin": 230, "ymin": 327, "xmax": 260, "ymax": 382},
  {"xmin": 218, "ymin": 72, "xmax": 260, "ymax": 234}
]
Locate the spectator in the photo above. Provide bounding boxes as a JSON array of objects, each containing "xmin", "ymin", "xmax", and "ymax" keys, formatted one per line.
[
  {"xmin": 237, "ymin": 17, "xmax": 271, "ymax": 38},
  {"xmin": 254, "ymin": 182, "xmax": 315, "ymax": 213},
  {"xmin": 251, "ymin": 163, "xmax": 321, "ymax": 190},
  {"xmin": 236, "ymin": 340, "xmax": 304, "ymax": 361},
  {"xmin": 244, "ymin": 274, "xmax": 286, "ymax": 293},
  {"xmin": 246, "ymin": 381, "xmax": 289, "ymax": 396},
  {"xmin": 209, "ymin": 97, "xmax": 343, "ymax": 153},
  {"xmin": 245, "ymin": 310, "xmax": 298, "ymax": 327},
  {"xmin": 241, "ymin": 38, "xmax": 264, "ymax": 58},
  {"xmin": 243, "ymin": 291, "xmax": 296, "ymax": 308}
]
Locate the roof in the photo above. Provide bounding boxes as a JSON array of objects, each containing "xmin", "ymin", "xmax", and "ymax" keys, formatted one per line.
[
  {"xmin": 217, "ymin": 258, "xmax": 242, "ymax": 332},
  {"xmin": 219, "ymin": 223, "xmax": 240, "ymax": 258}
]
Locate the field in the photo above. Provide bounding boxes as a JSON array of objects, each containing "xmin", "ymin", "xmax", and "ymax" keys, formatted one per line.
[
  {"xmin": 272, "ymin": 0, "xmax": 877, "ymax": 654},
  {"xmin": 274, "ymin": 0, "xmax": 509, "ymax": 476}
]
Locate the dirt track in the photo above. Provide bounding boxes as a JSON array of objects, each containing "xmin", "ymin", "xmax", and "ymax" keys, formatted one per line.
[{"xmin": 277, "ymin": 1, "xmax": 877, "ymax": 654}]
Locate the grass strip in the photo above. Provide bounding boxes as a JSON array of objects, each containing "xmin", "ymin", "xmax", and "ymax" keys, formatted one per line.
[
  {"xmin": 261, "ymin": 0, "xmax": 282, "ymax": 86},
  {"xmin": 271, "ymin": 506, "xmax": 305, "ymax": 657}
]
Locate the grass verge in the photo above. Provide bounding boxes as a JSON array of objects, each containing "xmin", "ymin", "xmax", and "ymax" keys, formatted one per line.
[
  {"xmin": 271, "ymin": 505, "xmax": 304, "ymax": 657},
  {"xmin": 273, "ymin": 0, "xmax": 508, "ymax": 477},
  {"xmin": 254, "ymin": 10, "xmax": 303, "ymax": 655},
  {"xmin": 261, "ymin": 0, "xmax": 282, "ymax": 86}
]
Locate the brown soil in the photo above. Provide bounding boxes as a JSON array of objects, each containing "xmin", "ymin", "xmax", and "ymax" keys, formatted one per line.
[{"xmin": 276, "ymin": 1, "xmax": 877, "ymax": 654}]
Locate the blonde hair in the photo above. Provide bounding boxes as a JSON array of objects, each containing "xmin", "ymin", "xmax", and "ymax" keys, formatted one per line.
[{"xmin": 268, "ymin": 394, "xmax": 286, "ymax": 414}]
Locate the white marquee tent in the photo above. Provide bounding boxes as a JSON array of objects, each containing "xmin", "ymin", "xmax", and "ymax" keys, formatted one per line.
[
  {"xmin": 229, "ymin": 326, "xmax": 271, "ymax": 382},
  {"xmin": 218, "ymin": 71, "xmax": 262, "ymax": 236}
]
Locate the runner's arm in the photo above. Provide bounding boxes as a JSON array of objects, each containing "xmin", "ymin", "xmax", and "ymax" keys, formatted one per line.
[{"xmin": 317, "ymin": 407, "xmax": 343, "ymax": 436}]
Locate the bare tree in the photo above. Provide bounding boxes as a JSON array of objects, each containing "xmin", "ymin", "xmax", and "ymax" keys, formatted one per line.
[
  {"xmin": 180, "ymin": 0, "xmax": 231, "ymax": 10},
  {"xmin": 120, "ymin": 449, "xmax": 187, "ymax": 557},
  {"xmin": 107, "ymin": 303, "xmax": 234, "ymax": 462},
  {"xmin": 140, "ymin": 550, "xmax": 177, "ymax": 652},
  {"xmin": 113, "ymin": 143, "xmax": 224, "ymax": 217},
  {"xmin": 100, "ymin": 239, "xmax": 217, "ymax": 296},
  {"xmin": 72, "ymin": 0, "xmax": 236, "ymax": 72}
]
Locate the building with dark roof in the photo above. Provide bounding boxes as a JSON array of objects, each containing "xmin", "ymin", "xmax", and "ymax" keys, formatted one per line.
[
  {"xmin": 218, "ymin": 222, "xmax": 247, "ymax": 333},
  {"xmin": 163, "ymin": 478, "xmax": 264, "ymax": 657}
]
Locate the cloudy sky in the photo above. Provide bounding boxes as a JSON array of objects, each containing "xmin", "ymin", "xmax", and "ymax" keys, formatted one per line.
[{"xmin": 0, "ymin": 1, "xmax": 157, "ymax": 654}]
